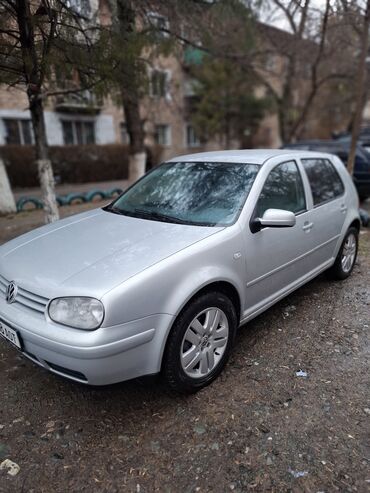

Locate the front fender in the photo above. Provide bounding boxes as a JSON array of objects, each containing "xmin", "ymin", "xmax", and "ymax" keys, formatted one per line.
[{"xmin": 101, "ymin": 226, "xmax": 245, "ymax": 327}]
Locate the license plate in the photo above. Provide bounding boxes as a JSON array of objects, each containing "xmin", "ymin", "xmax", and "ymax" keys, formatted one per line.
[{"xmin": 0, "ymin": 321, "xmax": 22, "ymax": 349}]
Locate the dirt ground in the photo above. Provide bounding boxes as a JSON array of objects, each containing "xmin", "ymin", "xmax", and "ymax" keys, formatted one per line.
[{"xmin": 0, "ymin": 202, "xmax": 369, "ymax": 492}]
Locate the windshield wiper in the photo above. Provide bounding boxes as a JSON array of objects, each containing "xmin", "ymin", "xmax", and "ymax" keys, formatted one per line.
[
  {"xmin": 133, "ymin": 208, "xmax": 189, "ymax": 224},
  {"xmin": 103, "ymin": 205, "xmax": 128, "ymax": 216},
  {"xmin": 104, "ymin": 204, "xmax": 213, "ymax": 226}
]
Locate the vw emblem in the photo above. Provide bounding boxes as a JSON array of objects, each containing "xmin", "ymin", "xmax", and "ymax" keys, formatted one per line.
[{"xmin": 6, "ymin": 281, "xmax": 18, "ymax": 304}]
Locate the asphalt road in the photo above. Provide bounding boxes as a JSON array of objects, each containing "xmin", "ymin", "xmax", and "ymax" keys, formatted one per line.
[{"xmin": 0, "ymin": 203, "xmax": 369, "ymax": 492}]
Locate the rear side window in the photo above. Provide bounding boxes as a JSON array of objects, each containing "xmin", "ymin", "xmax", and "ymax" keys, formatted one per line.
[
  {"xmin": 301, "ymin": 158, "xmax": 345, "ymax": 206},
  {"xmin": 256, "ymin": 160, "xmax": 306, "ymax": 217}
]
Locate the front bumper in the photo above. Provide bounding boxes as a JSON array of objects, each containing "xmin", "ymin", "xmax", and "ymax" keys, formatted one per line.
[{"xmin": 0, "ymin": 297, "xmax": 174, "ymax": 385}]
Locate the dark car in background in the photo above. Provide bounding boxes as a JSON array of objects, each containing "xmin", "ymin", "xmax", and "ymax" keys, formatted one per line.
[
  {"xmin": 282, "ymin": 140, "xmax": 370, "ymax": 202},
  {"xmin": 336, "ymin": 129, "xmax": 370, "ymax": 153},
  {"xmin": 336, "ymin": 127, "xmax": 370, "ymax": 153}
]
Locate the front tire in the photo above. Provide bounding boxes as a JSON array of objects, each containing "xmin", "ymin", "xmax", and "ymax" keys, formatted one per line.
[
  {"xmin": 162, "ymin": 292, "xmax": 237, "ymax": 394},
  {"xmin": 328, "ymin": 226, "xmax": 359, "ymax": 280}
]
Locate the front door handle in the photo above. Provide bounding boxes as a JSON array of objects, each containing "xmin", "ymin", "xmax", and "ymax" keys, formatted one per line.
[
  {"xmin": 302, "ymin": 221, "xmax": 314, "ymax": 232},
  {"xmin": 340, "ymin": 204, "xmax": 348, "ymax": 213}
]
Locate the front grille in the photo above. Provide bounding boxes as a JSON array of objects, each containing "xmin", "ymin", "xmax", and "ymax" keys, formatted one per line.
[{"xmin": 0, "ymin": 274, "xmax": 49, "ymax": 315}]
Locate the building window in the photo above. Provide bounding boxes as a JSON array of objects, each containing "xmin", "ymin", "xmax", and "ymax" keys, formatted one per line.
[
  {"xmin": 150, "ymin": 70, "xmax": 169, "ymax": 98},
  {"xmin": 186, "ymin": 124, "xmax": 200, "ymax": 147},
  {"xmin": 66, "ymin": 0, "xmax": 91, "ymax": 17},
  {"xmin": 147, "ymin": 12, "xmax": 169, "ymax": 38},
  {"xmin": 120, "ymin": 122, "xmax": 130, "ymax": 144},
  {"xmin": 3, "ymin": 118, "xmax": 34, "ymax": 145},
  {"xmin": 265, "ymin": 54, "xmax": 278, "ymax": 72},
  {"xmin": 154, "ymin": 124, "xmax": 171, "ymax": 146},
  {"xmin": 62, "ymin": 119, "xmax": 95, "ymax": 145}
]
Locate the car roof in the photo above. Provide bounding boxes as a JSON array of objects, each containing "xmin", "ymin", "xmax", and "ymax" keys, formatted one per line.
[
  {"xmin": 166, "ymin": 149, "xmax": 336, "ymax": 165},
  {"xmin": 283, "ymin": 140, "xmax": 346, "ymax": 148}
]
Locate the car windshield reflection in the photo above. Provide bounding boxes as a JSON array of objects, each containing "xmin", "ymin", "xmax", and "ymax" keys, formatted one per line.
[{"xmin": 105, "ymin": 161, "xmax": 260, "ymax": 227}]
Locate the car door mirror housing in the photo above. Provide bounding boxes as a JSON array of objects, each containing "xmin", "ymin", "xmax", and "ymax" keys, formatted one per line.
[{"xmin": 252, "ymin": 208, "xmax": 296, "ymax": 233}]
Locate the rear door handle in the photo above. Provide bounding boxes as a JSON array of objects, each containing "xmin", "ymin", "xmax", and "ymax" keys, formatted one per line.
[
  {"xmin": 340, "ymin": 204, "xmax": 348, "ymax": 213},
  {"xmin": 302, "ymin": 221, "xmax": 313, "ymax": 232}
]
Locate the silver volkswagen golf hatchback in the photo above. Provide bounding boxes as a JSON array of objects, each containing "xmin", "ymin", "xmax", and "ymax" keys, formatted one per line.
[{"xmin": 0, "ymin": 150, "xmax": 360, "ymax": 393}]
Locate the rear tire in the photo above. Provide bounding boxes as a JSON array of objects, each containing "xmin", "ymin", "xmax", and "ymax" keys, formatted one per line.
[
  {"xmin": 162, "ymin": 292, "xmax": 237, "ymax": 394},
  {"xmin": 327, "ymin": 227, "xmax": 358, "ymax": 280}
]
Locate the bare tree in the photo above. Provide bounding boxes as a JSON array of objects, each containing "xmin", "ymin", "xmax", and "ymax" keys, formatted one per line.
[
  {"xmin": 253, "ymin": 0, "xmax": 357, "ymax": 143},
  {"xmin": 347, "ymin": 0, "xmax": 370, "ymax": 175},
  {"xmin": 0, "ymin": 0, "xmax": 99, "ymax": 222},
  {"xmin": 99, "ymin": 0, "xmax": 216, "ymax": 182},
  {"xmin": 116, "ymin": 0, "xmax": 147, "ymax": 182}
]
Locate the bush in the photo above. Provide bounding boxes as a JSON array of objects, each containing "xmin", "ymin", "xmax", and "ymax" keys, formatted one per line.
[{"xmin": 0, "ymin": 144, "xmax": 163, "ymax": 188}]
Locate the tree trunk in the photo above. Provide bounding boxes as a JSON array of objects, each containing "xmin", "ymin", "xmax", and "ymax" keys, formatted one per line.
[
  {"xmin": 117, "ymin": 0, "xmax": 147, "ymax": 183},
  {"xmin": 224, "ymin": 117, "xmax": 231, "ymax": 148},
  {"xmin": 279, "ymin": 57, "xmax": 296, "ymax": 143},
  {"xmin": 121, "ymin": 90, "xmax": 146, "ymax": 183},
  {"xmin": 29, "ymin": 95, "xmax": 59, "ymax": 223},
  {"xmin": 347, "ymin": 0, "xmax": 370, "ymax": 177},
  {"xmin": 16, "ymin": 0, "xmax": 59, "ymax": 223},
  {"xmin": 0, "ymin": 158, "xmax": 16, "ymax": 215}
]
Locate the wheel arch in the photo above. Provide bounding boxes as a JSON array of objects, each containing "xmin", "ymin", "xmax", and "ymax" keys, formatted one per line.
[
  {"xmin": 349, "ymin": 218, "xmax": 361, "ymax": 233},
  {"xmin": 159, "ymin": 279, "xmax": 242, "ymax": 371},
  {"xmin": 178, "ymin": 280, "xmax": 242, "ymax": 323}
]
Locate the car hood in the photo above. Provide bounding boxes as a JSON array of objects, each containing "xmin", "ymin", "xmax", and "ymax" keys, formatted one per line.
[{"xmin": 0, "ymin": 209, "xmax": 223, "ymax": 299}]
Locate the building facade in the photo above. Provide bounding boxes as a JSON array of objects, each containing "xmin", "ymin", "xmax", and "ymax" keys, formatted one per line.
[{"xmin": 0, "ymin": 5, "xmax": 337, "ymax": 170}]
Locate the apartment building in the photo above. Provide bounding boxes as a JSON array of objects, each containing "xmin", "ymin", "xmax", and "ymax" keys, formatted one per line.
[
  {"xmin": 0, "ymin": 60, "xmax": 281, "ymax": 162},
  {"xmin": 0, "ymin": 5, "xmax": 322, "ymax": 167}
]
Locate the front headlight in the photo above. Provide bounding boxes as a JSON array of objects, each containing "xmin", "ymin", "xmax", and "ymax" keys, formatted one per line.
[{"xmin": 48, "ymin": 297, "xmax": 104, "ymax": 330}]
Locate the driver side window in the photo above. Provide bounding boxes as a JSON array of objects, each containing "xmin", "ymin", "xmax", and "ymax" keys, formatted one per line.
[{"xmin": 256, "ymin": 161, "xmax": 306, "ymax": 218}]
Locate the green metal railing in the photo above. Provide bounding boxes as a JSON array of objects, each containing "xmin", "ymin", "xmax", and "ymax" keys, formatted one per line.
[{"xmin": 16, "ymin": 187, "xmax": 123, "ymax": 212}]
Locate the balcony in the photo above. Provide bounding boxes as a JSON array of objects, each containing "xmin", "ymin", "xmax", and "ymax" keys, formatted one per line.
[
  {"xmin": 55, "ymin": 90, "xmax": 102, "ymax": 114},
  {"xmin": 183, "ymin": 47, "xmax": 207, "ymax": 67}
]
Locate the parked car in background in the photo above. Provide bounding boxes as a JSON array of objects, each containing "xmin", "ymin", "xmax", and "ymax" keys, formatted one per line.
[
  {"xmin": 282, "ymin": 140, "xmax": 370, "ymax": 202},
  {"xmin": 335, "ymin": 129, "xmax": 370, "ymax": 153},
  {"xmin": 0, "ymin": 150, "xmax": 361, "ymax": 393}
]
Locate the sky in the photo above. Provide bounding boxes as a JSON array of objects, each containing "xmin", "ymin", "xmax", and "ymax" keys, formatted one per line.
[{"xmin": 259, "ymin": 0, "xmax": 329, "ymax": 32}]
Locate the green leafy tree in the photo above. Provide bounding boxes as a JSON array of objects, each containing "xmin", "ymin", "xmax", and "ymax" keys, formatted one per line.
[
  {"xmin": 95, "ymin": 0, "xmax": 257, "ymax": 180},
  {"xmin": 99, "ymin": 0, "xmax": 170, "ymax": 182},
  {"xmin": 190, "ymin": 59, "xmax": 270, "ymax": 148},
  {"xmin": 179, "ymin": 0, "xmax": 270, "ymax": 148},
  {"xmin": 96, "ymin": 0, "xmax": 217, "ymax": 181}
]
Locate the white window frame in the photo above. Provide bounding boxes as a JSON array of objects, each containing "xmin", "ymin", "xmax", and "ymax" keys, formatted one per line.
[
  {"xmin": 61, "ymin": 118, "xmax": 96, "ymax": 145},
  {"xmin": 147, "ymin": 12, "xmax": 170, "ymax": 38},
  {"xmin": 3, "ymin": 118, "xmax": 34, "ymax": 145},
  {"xmin": 120, "ymin": 122, "xmax": 130, "ymax": 145},
  {"xmin": 154, "ymin": 124, "xmax": 171, "ymax": 147},
  {"xmin": 149, "ymin": 69, "xmax": 171, "ymax": 100},
  {"xmin": 265, "ymin": 54, "xmax": 277, "ymax": 72},
  {"xmin": 66, "ymin": 0, "xmax": 92, "ymax": 18},
  {"xmin": 185, "ymin": 124, "xmax": 200, "ymax": 148}
]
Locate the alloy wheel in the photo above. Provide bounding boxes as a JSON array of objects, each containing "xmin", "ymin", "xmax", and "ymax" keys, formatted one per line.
[
  {"xmin": 180, "ymin": 307, "xmax": 229, "ymax": 379},
  {"xmin": 341, "ymin": 233, "xmax": 357, "ymax": 273}
]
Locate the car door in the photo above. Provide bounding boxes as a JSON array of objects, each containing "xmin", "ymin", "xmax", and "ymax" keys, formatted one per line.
[
  {"xmin": 243, "ymin": 160, "xmax": 313, "ymax": 317},
  {"xmin": 299, "ymin": 157, "xmax": 347, "ymax": 267}
]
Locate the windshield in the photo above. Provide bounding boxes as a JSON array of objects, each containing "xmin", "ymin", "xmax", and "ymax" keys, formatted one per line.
[{"xmin": 105, "ymin": 161, "xmax": 260, "ymax": 226}]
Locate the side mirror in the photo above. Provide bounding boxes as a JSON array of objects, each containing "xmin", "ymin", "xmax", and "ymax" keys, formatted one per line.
[{"xmin": 251, "ymin": 208, "xmax": 296, "ymax": 233}]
